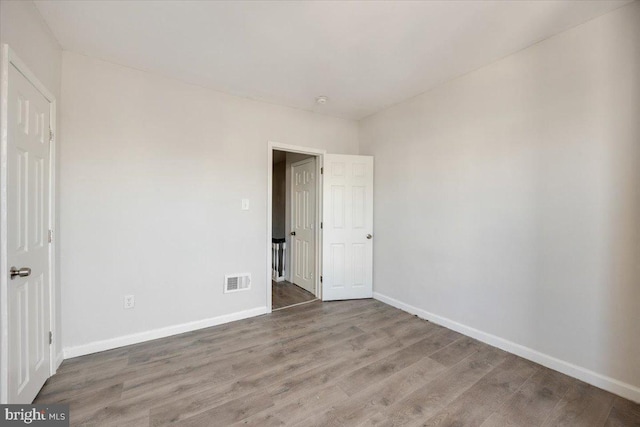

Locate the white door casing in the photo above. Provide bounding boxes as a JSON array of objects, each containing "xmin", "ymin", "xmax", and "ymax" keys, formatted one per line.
[
  {"xmin": 291, "ymin": 158, "xmax": 316, "ymax": 295},
  {"xmin": 2, "ymin": 57, "xmax": 52, "ymax": 403},
  {"xmin": 322, "ymin": 155, "xmax": 374, "ymax": 301}
]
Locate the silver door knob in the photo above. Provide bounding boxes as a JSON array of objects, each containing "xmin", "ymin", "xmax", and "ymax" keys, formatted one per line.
[
  {"xmin": 10, "ymin": 266, "xmax": 31, "ymax": 279},
  {"xmin": 290, "ymin": 231, "xmax": 296, "ymax": 236},
  {"xmin": 366, "ymin": 234, "xmax": 373, "ymax": 239}
]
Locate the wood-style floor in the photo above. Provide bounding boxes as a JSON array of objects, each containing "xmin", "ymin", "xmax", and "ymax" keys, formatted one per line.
[
  {"xmin": 35, "ymin": 300, "xmax": 639, "ymax": 426},
  {"xmin": 272, "ymin": 280, "xmax": 316, "ymax": 310}
]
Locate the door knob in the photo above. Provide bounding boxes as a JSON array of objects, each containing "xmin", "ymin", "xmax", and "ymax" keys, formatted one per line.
[
  {"xmin": 366, "ymin": 234, "xmax": 373, "ymax": 239},
  {"xmin": 290, "ymin": 231, "xmax": 296, "ymax": 236},
  {"xmin": 10, "ymin": 266, "xmax": 31, "ymax": 279}
]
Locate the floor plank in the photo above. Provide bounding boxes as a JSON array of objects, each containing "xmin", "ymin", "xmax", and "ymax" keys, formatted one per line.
[
  {"xmin": 272, "ymin": 280, "xmax": 316, "ymax": 310},
  {"xmin": 421, "ymin": 355, "xmax": 539, "ymax": 426},
  {"xmin": 541, "ymin": 382, "xmax": 616, "ymax": 427},
  {"xmin": 480, "ymin": 367, "xmax": 573, "ymax": 427},
  {"xmin": 605, "ymin": 397, "xmax": 640, "ymax": 427},
  {"xmin": 33, "ymin": 299, "xmax": 640, "ymax": 427},
  {"xmin": 381, "ymin": 344, "xmax": 509, "ymax": 427}
]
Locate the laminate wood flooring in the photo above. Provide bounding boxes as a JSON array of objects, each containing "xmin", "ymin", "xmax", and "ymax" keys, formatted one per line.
[
  {"xmin": 34, "ymin": 300, "xmax": 640, "ymax": 426},
  {"xmin": 272, "ymin": 280, "xmax": 316, "ymax": 310}
]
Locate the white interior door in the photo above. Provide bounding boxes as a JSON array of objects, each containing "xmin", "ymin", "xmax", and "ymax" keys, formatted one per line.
[
  {"xmin": 322, "ymin": 155, "xmax": 373, "ymax": 301},
  {"xmin": 291, "ymin": 158, "xmax": 316, "ymax": 294},
  {"xmin": 5, "ymin": 63, "xmax": 51, "ymax": 403}
]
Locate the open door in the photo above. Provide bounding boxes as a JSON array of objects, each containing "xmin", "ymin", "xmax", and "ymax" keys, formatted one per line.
[
  {"xmin": 291, "ymin": 158, "xmax": 316, "ymax": 295},
  {"xmin": 322, "ymin": 155, "xmax": 373, "ymax": 301}
]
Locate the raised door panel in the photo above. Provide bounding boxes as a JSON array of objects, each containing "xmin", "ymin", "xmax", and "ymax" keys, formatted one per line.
[
  {"xmin": 15, "ymin": 282, "xmax": 29, "ymax": 394},
  {"xmin": 15, "ymin": 149, "xmax": 28, "ymax": 253}
]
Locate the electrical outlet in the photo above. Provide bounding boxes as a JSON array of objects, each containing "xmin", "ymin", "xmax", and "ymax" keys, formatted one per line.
[{"xmin": 124, "ymin": 295, "xmax": 135, "ymax": 309}]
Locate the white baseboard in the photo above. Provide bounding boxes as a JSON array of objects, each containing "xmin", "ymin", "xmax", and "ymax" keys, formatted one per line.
[
  {"xmin": 63, "ymin": 306, "xmax": 269, "ymax": 360},
  {"xmin": 373, "ymin": 292, "xmax": 640, "ymax": 404}
]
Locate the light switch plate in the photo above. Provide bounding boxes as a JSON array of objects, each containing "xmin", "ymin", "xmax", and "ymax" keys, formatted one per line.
[{"xmin": 241, "ymin": 199, "xmax": 250, "ymax": 210}]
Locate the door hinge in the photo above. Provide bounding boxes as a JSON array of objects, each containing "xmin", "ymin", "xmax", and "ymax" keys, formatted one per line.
[
  {"xmin": 49, "ymin": 331, "xmax": 53, "ymax": 345},
  {"xmin": 320, "ymin": 222, "xmax": 323, "ymax": 229},
  {"xmin": 49, "ymin": 128, "xmax": 54, "ymax": 143},
  {"xmin": 320, "ymin": 275, "xmax": 323, "ymax": 283},
  {"xmin": 48, "ymin": 229, "xmax": 53, "ymax": 243},
  {"xmin": 320, "ymin": 167, "xmax": 323, "ymax": 174}
]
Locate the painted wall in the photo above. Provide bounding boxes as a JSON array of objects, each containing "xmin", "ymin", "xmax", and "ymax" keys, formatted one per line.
[
  {"xmin": 0, "ymin": 0, "xmax": 63, "ymax": 364},
  {"xmin": 0, "ymin": 1, "xmax": 61, "ymax": 98},
  {"xmin": 59, "ymin": 52, "xmax": 358, "ymax": 353},
  {"xmin": 360, "ymin": 2, "xmax": 640, "ymax": 400}
]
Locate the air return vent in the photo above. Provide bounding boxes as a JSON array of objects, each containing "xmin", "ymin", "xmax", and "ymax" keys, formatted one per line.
[{"xmin": 224, "ymin": 273, "xmax": 251, "ymax": 293}]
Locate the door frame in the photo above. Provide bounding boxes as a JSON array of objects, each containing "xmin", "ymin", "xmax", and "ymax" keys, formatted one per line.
[
  {"xmin": 0, "ymin": 44, "xmax": 58, "ymax": 403},
  {"xmin": 267, "ymin": 142, "xmax": 324, "ymax": 313},
  {"xmin": 289, "ymin": 157, "xmax": 317, "ymax": 295}
]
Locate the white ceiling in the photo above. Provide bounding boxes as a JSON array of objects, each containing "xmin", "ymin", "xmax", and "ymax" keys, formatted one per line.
[{"xmin": 34, "ymin": 0, "xmax": 631, "ymax": 120}]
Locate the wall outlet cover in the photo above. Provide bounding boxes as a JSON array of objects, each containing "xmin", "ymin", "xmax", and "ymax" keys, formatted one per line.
[{"xmin": 124, "ymin": 295, "xmax": 135, "ymax": 309}]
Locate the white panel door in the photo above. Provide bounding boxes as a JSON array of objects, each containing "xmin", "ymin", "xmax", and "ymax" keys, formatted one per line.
[
  {"xmin": 291, "ymin": 158, "xmax": 316, "ymax": 294},
  {"xmin": 5, "ymin": 63, "xmax": 51, "ymax": 403},
  {"xmin": 322, "ymin": 155, "xmax": 373, "ymax": 301}
]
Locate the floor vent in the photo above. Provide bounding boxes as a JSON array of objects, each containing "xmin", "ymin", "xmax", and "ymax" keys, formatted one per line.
[{"xmin": 224, "ymin": 273, "xmax": 251, "ymax": 293}]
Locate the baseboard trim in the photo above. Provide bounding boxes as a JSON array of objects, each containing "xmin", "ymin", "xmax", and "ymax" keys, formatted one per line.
[
  {"xmin": 373, "ymin": 292, "xmax": 640, "ymax": 403},
  {"xmin": 63, "ymin": 306, "xmax": 269, "ymax": 360}
]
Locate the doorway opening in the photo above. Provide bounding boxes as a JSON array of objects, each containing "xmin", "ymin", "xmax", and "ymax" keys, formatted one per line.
[
  {"xmin": 271, "ymin": 149, "xmax": 320, "ymax": 310},
  {"xmin": 267, "ymin": 141, "xmax": 374, "ymax": 312}
]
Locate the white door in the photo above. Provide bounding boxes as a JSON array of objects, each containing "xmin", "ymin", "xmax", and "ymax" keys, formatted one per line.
[
  {"xmin": 291, "ymin": 158, "xmax": 316, "ymax": 294},
  {"xmin": 4, "ymin": 63, "xmax": 51, "ymax": 403},
  {"xmin": 322, "ymin": 155, "xmax": 373, "ymax": 301}
]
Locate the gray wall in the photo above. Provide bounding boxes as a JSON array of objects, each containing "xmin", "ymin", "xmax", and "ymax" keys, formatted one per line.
[
  {"xmin": 59, "ymin": 52, "xmax": 358, "ymax": 353},
  {"xmin": 360, "ymin": 2, "xmax": 640, "ymax": 397}
]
